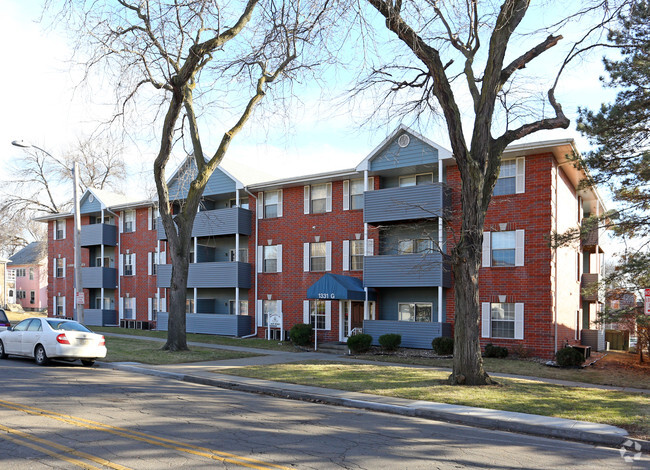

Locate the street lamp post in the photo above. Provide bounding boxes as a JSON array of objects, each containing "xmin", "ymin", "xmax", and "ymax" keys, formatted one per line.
[{"xmin": 11, "ymin": 140, "xmax": 84, "ymax": 324}]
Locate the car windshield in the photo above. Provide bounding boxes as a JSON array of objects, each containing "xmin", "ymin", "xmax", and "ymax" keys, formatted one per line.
[
  {"xmin": 0, "ymin": 310, "xmax": 8, "ymax": 322},
  {"xmin": 46, "ymin": 320, "xmax": 92, "ymax": 333}
]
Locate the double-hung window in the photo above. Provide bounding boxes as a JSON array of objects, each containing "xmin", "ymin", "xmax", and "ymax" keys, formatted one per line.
[
  {"xmin": 490, "ymin": 303, "xmax": 515, "ymax": 338},
  {"xmin": 30, "ymin": 291, "xmax": 35, "ymax": 304},
  {"xmin": 398, "ymin": 302, "xmax": 433, "ymax": 322},
  {"xmin": 55, "ymin": 220, "xmax": 65, "ymax": 240},
  {"xmin": 349, "ymin": 179, "xmax": 364, "ymax": 210},
  {"xmin": 124, "ymin": 254, "xmax": 134, "ymax": 276},
  {"xmin": 310, "ymin": 242, "xmax": 326, "ymax": 272},
  {"xmin": 16, "ymin": 268, "xmax": 26, "ymax": 277},
  {"xmin": 55, "ymin": 258, "xmax": 65, "ymax": 278},
  {"xmin": 263, "ymin": 246, "xmax": 278, "ymax": 273},
  {"xmin": 264, "ymin": 191, "xmax": 279, "ymax": 218},
  {"xmin": 186, "ymin": 298, "xmax": 194, "ymax": 314},
  {"xmin": 29, "ymin": 268, "xmax": 34, "ymax": 280},
  {"xmin": 151, "ymin": 208, "xmax": 159, "ymax": 230},
  {"xmin": 494, "ymin": 157, "xmax": 525, "ymax": 196},
  {"xmin": 54, "ymin": 296, "xmax": 65, "ymax": 316},
  {"xmin": 350, "ymin": 240, "xmax": 364, "ymax": 270},
  {"xmin": 262, "ymin": 300, "xmax": 278, "ymax": 326},
  {"xmin": 309, "ymin": 300, "xmax": 326, "ymax": 330},
  {"xmin": 398, "ymin": 238, "xmax": 433, "ymax": 255},
  {"xmin": 123, "ymin": 298, "xmax": 135, "ymax": 319},
  {"xmin": 491, "ymin": 231, "xmax": 516, "ymax": 267},
  {"xmin": 310, "ymin": 184, "xmax": 328, "ymax": 214},
  {"xmin": 123, "ymin": 210, "xmax": 135, "ymax": 233},
  {"xmin": 229, "ymin": 300, "xmax": 249, "ymax": 316}
]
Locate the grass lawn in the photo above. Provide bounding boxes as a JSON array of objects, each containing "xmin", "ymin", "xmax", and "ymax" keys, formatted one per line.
[
  {"xmin": 6, "ymin": 310, "xmax": 47, "ymax": 324},
  {"xmin": 220, "ymin": 360, "xmax": 650, "ymax": 439},
  {"xmin": 352, "ymin": 351, "xmax": 650, "ymax": 389},
  {"xmin": 103, "ymin": 336, "xmax": 261, "ymax": 365},
  {"xmin": 93, "ymin": 326, "xmax": 298, "ymax": 352}
]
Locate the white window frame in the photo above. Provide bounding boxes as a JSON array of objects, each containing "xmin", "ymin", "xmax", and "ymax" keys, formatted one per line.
[
  {"xmin": 398, "ymin": 302, "xmax": 433, "ymax": 322},
  {"xmin": 258, "ymin": 190, "xmax": 283, "ymax": 219},
  {"xmin": 304, "ymin": 183, "xmax": 332, "ymax": 214},
  {"xmin": 304, "ymin": 241, "xmax": 331, "ymax": 272},
  {"xmin": 343, "ymin": 178, "xmax": 374, "ymax": 211},
  {"xmin": 123, "ymin": 253, "xmax": 135, "ymax": 276},
  {"xmin": 494, "ymin": 157, "xmax": 525, "ymax": 196},
  {"xmin": 481, "ymin": 302, "xmax": 524, "ymax": 339},
  {"xmin": 399, "ymin": 173, "xmax": 434, "ymax": 187},
  {"xmin": 303, "ymin": 300, "xmax": 331, "ymax": 331},
  {"xmin": 123, "ymin": 297, "xmax": 136, "ymax": 320},
  {"xmin": 482, "ymin": 230, "xmax": 524, "ymax": 267},
  {"xmin": 123, "ymin": 210, "xmax": 136, "ymax": 233},
  {"xmin": 54, "ymin": 219, "xmax": 66, "ymax": 240}
]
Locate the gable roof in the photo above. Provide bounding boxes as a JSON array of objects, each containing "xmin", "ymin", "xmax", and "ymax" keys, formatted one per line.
[{"xmin": 8, "ymin": 241, "xmax": 47, "ymax": 266}]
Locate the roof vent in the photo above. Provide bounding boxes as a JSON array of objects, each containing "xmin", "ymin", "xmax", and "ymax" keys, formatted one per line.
[
  {"xmin": 397, "ymin": 134, "xmax": 410, "ymax": 148},
  {"xmin": 88, "ymin": 194, "xmax": 94, "ymax": 203}
]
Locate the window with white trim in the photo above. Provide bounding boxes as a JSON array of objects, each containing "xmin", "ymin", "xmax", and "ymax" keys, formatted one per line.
[
  {"xmin": 309, "ymin": 300, "xmax": 326, "ymax": 330},
  {"xmin": 151, "ymin": 208, "xmax": 159, "ymax": 230},
  {"xmin": 229, "ymin": 300, "xmax": 249, "ymax": 316},
  {"xmin": 54, "ymin": 296, "xmax": 65, "ymax": 316},
  {"xmin": 124, "ymin": 210, "xmax": 136, "ymax": 233},
  {"xmin": 29, "ymin": 268, "xmax": 34, "ymax": 280},
  {"xmin": 123, "ymin": 297, "xmax": 135, "ymax": 320},
  {"xmin": 17, "ymin": 290, "xmax": 26, "ymax": 300},
  {"xmin": 264, "ymin": 190, "xmax": 280, "ymax": 218},
  {"xmin": 398, "ymin": 302, "xmax": 432, "ymax": 322},
  {"xmin": 55, "ymin": 219, "xmax": 65, "ymax": 240},
  {"xmin": 350, "ymin": 240, "xmax": 364, "ymax": 271},
  {"xmin": 310, "ymin": 242, "xmax": 326, "ymax": 272},
  {"xmin": 124, "ymin": 254, "xmax": 134, "ymax": 276},
  {"xmin": 399, "ymin": 173, "xmax": 433, "ymax": 187},
  {"xmin": 55, "ymin": 258, "xmax": 65, "ymax": 278},
  {"xmin": 490, "ymin": 303, "xmax": 515, "ymax": 339},
  {"xmin": 494, "ymin": 158, "xmax": 525, "ymax": 196},
  {"xmin": 15, "ymin": 268, "xmax": 26, "ymax": 277},
  {"xmin": 150, "ymin": 252, "xmax": 157, "ymax": 275},
  {"xmin": 186, "ymin": 298, "xmax": 194, "ymax": 314},
  {"xmin": 491, "ymin": 231, "xmax": 516, "ymax": 267},
  {"xmin": 310, "ymin": 183, "xmax": 328, "ymax": 214},
  {"xmin": 398, "ymin": 238, "xmax": 433, "ymax": 255},
  {"xmin": 262, "ymin": 300, "xmax": 279, "ymax": 326},
  {"xmin": 229, "ymin": 197, "xmax": 249, "ymax": 210},
  {"xmin": 350, "ymin": 179, "xmax": 365, "ymax": 210},
  {"xmin": 263, "ymin": 246, "xmax": 278, "ymax": 273}
]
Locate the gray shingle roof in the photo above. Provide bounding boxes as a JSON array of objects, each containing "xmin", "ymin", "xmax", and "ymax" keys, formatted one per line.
[{"xmin": 8, "ymin": 241, "xmax": 47, "ymax": 266}]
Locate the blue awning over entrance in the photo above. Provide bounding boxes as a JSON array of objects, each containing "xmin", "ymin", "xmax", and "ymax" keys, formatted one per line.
[{"xmin": 307, "ymin": 274, "xmax": 376, "ymax": 301}]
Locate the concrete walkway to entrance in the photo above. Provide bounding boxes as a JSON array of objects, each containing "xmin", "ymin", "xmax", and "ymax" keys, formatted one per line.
[{"xmin": 100, "ymin": 332, "xmax": 650, "ymax": 452}]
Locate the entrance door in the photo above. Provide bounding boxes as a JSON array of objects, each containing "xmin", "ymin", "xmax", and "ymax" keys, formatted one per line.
[{"xmin": 351, "ymin": 301, "xmax": 364, "ymax": 330}]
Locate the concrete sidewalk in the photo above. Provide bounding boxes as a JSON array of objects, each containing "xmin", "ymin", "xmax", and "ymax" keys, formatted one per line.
[{"xmin": 99, "ymin": 332, "xmax": 650, "ymax": 452}]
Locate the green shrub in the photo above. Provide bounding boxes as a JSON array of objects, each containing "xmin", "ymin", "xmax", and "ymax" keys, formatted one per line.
[
  {"xmin": 289, "ymin": 323, "xmax": 312, "ymax": 346},
  {"xmin": 555, "ymin": 346, "xmax": 585, "ymax": 367},
  {"xmin": 347, "ymin": 334, "xmax": 372, "ymax": 353},
  {"xmin": 484, "ymin": 343, "xmax": 508, "ymax": 358},
  {"xmin": 432, "ymin": 336, "xmax": 454, "ymax": 355},
  {"xmin": 378, "ymin": 333, "xmax": 401, "ymax": 351}
]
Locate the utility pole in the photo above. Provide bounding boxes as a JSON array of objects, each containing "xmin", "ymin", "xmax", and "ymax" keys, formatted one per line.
[{"xmin": 73, "ymin": 161, "xmax": 84, "ymax": 324}]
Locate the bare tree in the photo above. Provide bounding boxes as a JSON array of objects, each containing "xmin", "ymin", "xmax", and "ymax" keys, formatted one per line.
[
  {"xmin": 52, "ymin": 0, "xmax": 338, "ymax": 350},
  {"xmin": 361, "ymin": 0, "xmax": 628, "ymax": 384}
]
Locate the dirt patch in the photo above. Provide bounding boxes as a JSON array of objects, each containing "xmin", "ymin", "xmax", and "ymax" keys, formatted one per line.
[{"xmin": 592, "ymin": 350, "xmax": 650, "ymax": 374}]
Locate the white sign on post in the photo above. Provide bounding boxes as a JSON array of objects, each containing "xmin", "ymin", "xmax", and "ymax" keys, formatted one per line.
[
  {"xmin": 76, "ymin": 292, "xmax": 85, "ymax": 305},
  {"xmin": 645, "ymin": 289, "xmax": 650, "ymax": 316},
  {"xmin": 268, "ymin": 312, "xmax": 282, "ymax": 329}
]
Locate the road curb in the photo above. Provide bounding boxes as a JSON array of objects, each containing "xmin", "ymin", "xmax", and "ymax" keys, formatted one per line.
[{"xmin": 105, "ymin": 363, "xmax": 650, "ymax": 453}]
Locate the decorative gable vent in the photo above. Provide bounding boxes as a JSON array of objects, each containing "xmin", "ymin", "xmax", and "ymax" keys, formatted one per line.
[{"xmin": 397, "ymin": 134, "xmax": 410, "ymax": 148}]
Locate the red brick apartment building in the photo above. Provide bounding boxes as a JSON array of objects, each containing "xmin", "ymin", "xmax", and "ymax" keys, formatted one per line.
[{"xmin": 37, "ymin": 125, "xmax": 606, "ymax": 359}]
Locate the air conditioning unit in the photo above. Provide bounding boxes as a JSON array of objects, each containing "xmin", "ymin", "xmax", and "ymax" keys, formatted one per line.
[{"xmin": 269, "ymin": 329, "xmax": 282, "ymax": 341}]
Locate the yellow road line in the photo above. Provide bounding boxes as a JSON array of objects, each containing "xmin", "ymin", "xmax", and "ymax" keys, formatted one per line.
[
  {"xmin": 0, "ymin": 399, "xmax": 293, "ymax": 470},
  {"xmin": 0, "ymin": 423, "xmax": 106, "ymax": 470}
]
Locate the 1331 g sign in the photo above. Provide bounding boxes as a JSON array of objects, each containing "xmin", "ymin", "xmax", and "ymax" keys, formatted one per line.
[{"xmin": 318, "ymin": 293, "xmax": 335, "ymax": 299}]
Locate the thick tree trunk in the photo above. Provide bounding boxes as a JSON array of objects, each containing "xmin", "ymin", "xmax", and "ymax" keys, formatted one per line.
[{"xmin": 450, "ymin": 171, "xmax": 492, "ymax": 386}]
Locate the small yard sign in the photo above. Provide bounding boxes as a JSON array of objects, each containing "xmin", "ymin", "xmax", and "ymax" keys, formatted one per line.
[
  {"xmin": 645, "ymin": 289, "xmax": 650, "ymax": 315},
  {"xmin": 76, "ymin": 292, "xmax": 85, "ymax": 305}
]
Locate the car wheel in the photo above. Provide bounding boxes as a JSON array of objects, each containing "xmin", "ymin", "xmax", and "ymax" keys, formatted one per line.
[
  {"xmin": 0, "ymin": 340, "xmax": 7, "ymax": 359},
  {"xmin": 81, "ymin": 359, "xmax": 95, "ymax": 367},
  {"xmin": 34, "ymin": 345, "xmax": 49, "ymax": 366}
]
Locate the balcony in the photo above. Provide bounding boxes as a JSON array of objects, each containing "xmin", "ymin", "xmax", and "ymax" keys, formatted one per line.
[
  {"xmin": 363, "ymin": 320, "xmax": 452, "ymax": 349},
  {"xmin": 581, "ymin": 273, "xmax": 599, "ymax": 302},
  {"xmin": 157, "ymin": 207, "xmax": 252, "ymax": 240},
  {"xmin": 81, "ymin": 267, "xmax": 118, "ymax": 289},
  {"xmin": 580, "ymin": 219, "xmax": 599, "ymax": 251},
  {"xmin": 363, "ymin": 253, "xmax": 451, "ymax": 288},
  {"xmin": 80, "ymin": 224, "xmax": 117, "ymax": 247},
  {"xmin": 156, "ymin": 262, "xmax": 251, "ymax": 289},
  {"xmin": 364, "ymin": 183, "xmax": 451, "ymax": 224},
  {"xmin": 156, "ymin": 312, "xmax": 252, "ymax": 336},
  {"xmin": 84, "ymin": 309, "xmax": 118, "ymax": 327}
]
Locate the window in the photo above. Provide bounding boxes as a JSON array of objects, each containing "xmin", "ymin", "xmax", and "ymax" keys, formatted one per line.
[
  {"xmin": 54, "ymin": 296, "xmax": 65, "ymax": 316},
  {"xmin": 151, "ymin": 208, "xmax": 159, "ymax": 230},
  {"xmin": 150, "ymin": 252, "xmax": 157, "ymax": 275},
  {"xmin": 397, "ymin": 239, "xmax": 433, "ymax": 255},
  {"xmin": 123, "ymin": 210, "xmax": 135, "ymax": 233},
  {"xmin": 55, "ymin": 219, "xmax": 65, "ymax": 240},
  {"xmin": 17, "ymin": 290, "xmax": 26, "ymax": 300},
  {"xmin": 229, "ymin": 197, "xmax": 249, "ymax": 210},
  {"xmin": 262, "ymin": 300, "xmax": 279, "ymax": 326},
  {"xmin": 310, "ymin": 242, "xmax": 326, "ymax": 272},
  {"xmin": 124, "ymin": 254, "xmax": 134, "ymax": 276},
  {"xmin": 310, "ymin": 183, "xmax": 328, "ymax": 214},
  {"xmin": 29, "ymin": 267, "xmax": 34, "ymax": 280},
  {"xmin": 399, "ymin": 173, "xmax": 433, "ymax": 187},
  {"xmin": 230, "ymin": 248, "xmax": 249, "ymax": 263},
  {"xmin": 490, "ymin": 303, "xmax": 515, "ymax": 339},
  {"xmin": 398, "ymin": 303, "xmax": 433, "ymax": 322},
  {"xmin": 264, "ymin": 190, "xmax": 280, "ymax": 218},
  {"xmin": 30, "ymin": 291, "xmax": 35, "ymax": 304},
  {"xmin": 186, "ymin": 298, "xmax": 194, "ymax": 314},
  {"xmin": 494, "ymin": 158, "xmax": 525, "ymax": 196},
  {"xmin": 491, "ymin": 231, "xmax": 516, "ymax": 267},
  {"xmin": 309, "ymin": 300, "xmax": 326, "ymax": 330},
  {"xmin": 16, "ymin": 268, "xmax": 26, "ymax": 277},
  {"xmin": 350, "ymin": 179, "xmax": 365, "ymax": 210},
  {"xmin": 123, "ymin": 297, "xmax": 135, "ymax": 319},
  {"xmin": 229, "ymin": 300, "xmax": 249, "ymax": 316},
  {"xmin": 263, "ymin": 246, "xmax": 278, "ymax": 273},
  {"xmin": 55, "ymin": 258, "xmax": 65, "ymax": 278},
  {"xmin": 350, "ymin": 240, "xmax": 364, "ymax": 270}
]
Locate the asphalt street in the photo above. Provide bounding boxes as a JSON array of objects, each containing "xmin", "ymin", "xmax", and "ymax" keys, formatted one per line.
[{"xmin": 0, "ymin": 359, "xmax": 642, "ymax": 469}]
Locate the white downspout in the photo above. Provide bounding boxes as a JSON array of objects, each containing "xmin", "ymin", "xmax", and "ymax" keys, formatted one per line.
[
  {"xmin": 363, "ymin": 170, "xmax": 369, "ymax": 321},
  {"xmin": 240, "ymin": 188, "xmax": 258, "ymax": 338}
]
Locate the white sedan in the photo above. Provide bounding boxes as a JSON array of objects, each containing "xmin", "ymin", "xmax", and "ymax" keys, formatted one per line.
[{"xmin": 0, "ymin": 317, "xmax": 106, "ymax": 367}]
